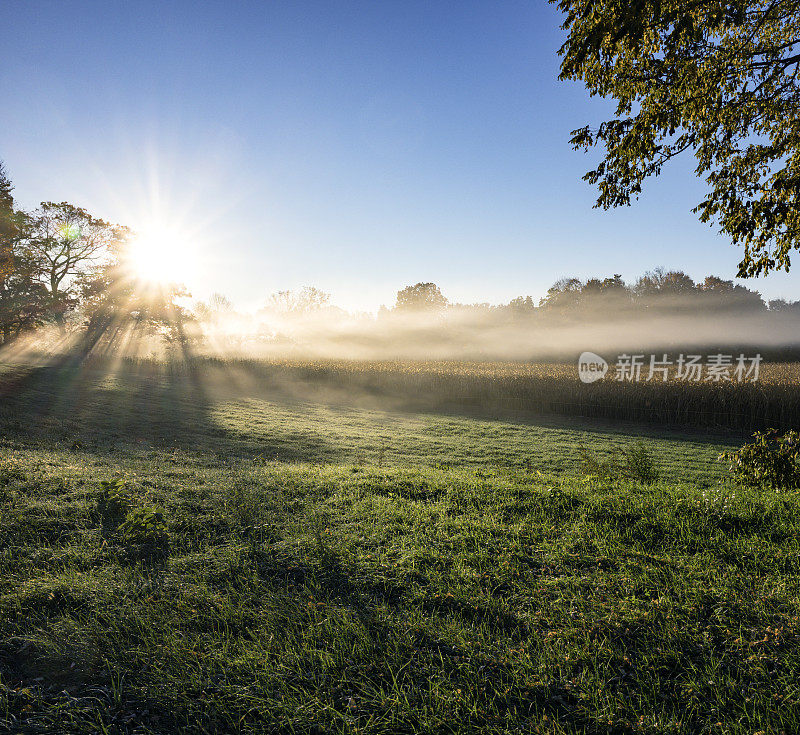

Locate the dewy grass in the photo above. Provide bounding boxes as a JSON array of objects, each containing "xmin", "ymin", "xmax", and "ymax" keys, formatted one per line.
[{"xmin": 0, "ymin": 362, "xmax": 798, "ymax": 733}]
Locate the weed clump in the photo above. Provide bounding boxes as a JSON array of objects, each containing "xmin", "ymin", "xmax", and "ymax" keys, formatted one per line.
[
  {"xmin": 721, "ymin": 429, "xmax": 800, "ymax": 489},
  {"xmin": 0, "ymin": 453, "xmax": 26, "ymax": 486},
  {"xmin": 97, "ymin": 478, "xmax": 169, "ymax": 559},
  {"xmin": 117, "ymin": 507, "xmax": 168, "ymax": 549},
  {"xmin": 97, "ymin": 479, "xmax": 131, "ymax": 536}
]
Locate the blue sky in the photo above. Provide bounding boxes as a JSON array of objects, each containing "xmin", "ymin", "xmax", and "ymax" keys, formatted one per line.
[{"xmin": 2, "ymin": 0, "xmax": 799, "ymax": 311}]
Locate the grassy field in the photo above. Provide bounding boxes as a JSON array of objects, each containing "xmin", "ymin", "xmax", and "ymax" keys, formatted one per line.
[{"xmin": 1, "ymin": 360, "xmax": 800, "ymax": 733}]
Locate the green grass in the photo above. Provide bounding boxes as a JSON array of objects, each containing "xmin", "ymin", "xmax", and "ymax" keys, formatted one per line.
[{"xmin": 1, "ymin": 363, "xmax": 799, "ymax": 733}]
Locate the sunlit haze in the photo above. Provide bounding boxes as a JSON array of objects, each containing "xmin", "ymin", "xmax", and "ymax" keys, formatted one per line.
[{"xmin": 3, "ymin": 0, "xmax": 800, "ymax": 312}]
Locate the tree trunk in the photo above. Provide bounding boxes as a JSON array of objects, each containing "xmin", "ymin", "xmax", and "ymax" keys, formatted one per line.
[
  {"xmin": 50, "ymin": 273, "xmax": 67, "ymax": 336},
  {"xmin": 53, "ymin": 309, "xmax": 66, "ymax": 335}
]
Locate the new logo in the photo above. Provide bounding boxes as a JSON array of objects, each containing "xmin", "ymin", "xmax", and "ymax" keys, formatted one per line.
[{"xmin": 578, "ymin": 351, "xmax": 608, "ymax": 383}]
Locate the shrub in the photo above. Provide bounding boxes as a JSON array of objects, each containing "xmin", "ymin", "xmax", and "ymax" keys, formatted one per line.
[
  {"xmin": 721, "ymin": 429, "xmax": 800, "ymax": 489},
  {"xmin": 622, "ymin": 441, "xmax": 659, "ymax": 484},
  {"xmin": 579, "ymin": 441, "xmax": 659, "ymax": 484}
]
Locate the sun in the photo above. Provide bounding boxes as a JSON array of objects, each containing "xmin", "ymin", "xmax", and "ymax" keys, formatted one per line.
[{"xmin": 126, "ymin": 226, "xmax": 195, "ymax": 286}]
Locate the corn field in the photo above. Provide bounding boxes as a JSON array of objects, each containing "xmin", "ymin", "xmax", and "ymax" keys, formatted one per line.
[{"xmin": 104, "ymin": 356, "xmax": 800, "ymax": 434}]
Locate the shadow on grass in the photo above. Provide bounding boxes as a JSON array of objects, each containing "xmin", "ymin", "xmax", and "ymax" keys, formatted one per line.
[
  {"xmin": 215, "ymin": 359, "xmax": 752, "ymax": 446},
  {"xmin": 0, "ymin": 359, "xmax": 337, "ymax": 462},
  {"xmin": 0, "ymin": 354, "xmax": 739, "ymax": 481}
]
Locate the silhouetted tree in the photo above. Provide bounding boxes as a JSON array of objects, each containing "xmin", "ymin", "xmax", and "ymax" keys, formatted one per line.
[
  {"xmin": 0, "ymin": 163, "xmax": 22, "ymax": 294},
  {"xmin": 0, "ymin": 163, "xmax": 15, "ymax": 281},
  {"xmin": 769, "ymin": 298, "xmax": 800, "ymax": 312},
  {"xmin": 0, "ymin": 165, "xmax": 49, "ymax": 344},
  {"xmin": 0, "ymin": 245, "xmax": 49, "ymax": 344},
  {"xmin": 579, "ymin": 274, "xmax": 632, "ymax": 316},
  {"xmin": 698, "ymin": 275, "xmax": 764, "ymax": 310},
  {"xmin": 28, "ymin": 202, "xmax": 127, "ymax": 332},
  {"xmin": 209, "ymin": 293, "xmax": 232, "ymax": 312},
  {"xmin": 194, "ymin": 292, "xmax": 233, "ymax": 323},
  {"xmin": 79, "ymin": 258, "xmax": 192, "ymax": 353}
]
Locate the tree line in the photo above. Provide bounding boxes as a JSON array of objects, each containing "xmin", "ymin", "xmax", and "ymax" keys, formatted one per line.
[{"xmin": 370, "ymin": 275, "xmax": 793, "ymax": 320}]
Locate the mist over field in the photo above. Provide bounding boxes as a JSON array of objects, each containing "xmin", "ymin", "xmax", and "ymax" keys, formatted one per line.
[
  {"xmin": 157, "ymin": 277, "xmax": 800, "ymax": 362},
  {"xmin": 7, "ymin": 282, "xmax": 800, "ymax": 365},
  {"xmin": 182, "ymin": 304, "xmax": 800, "ymax": 362},
  {"xmin": 47, "ymin": 278, "xmax": 800, "ymax": 363}
]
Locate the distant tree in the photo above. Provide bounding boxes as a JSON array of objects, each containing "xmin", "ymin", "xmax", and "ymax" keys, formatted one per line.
[
  {"xmin": 634, "ymin": 268, "xmax": 696, "ymax": 297},
  {"xmin": 599, "ymin": 274, "xmax": 627, "ymax": 293},
  {"xmin": 209, "ymin": 292, "xmax": 232, "ymax": 312},
  {"xmin": 581, "ymin": 278, "xmax": 604, "ymax": 295},
  {"xmin": 555, "ymin": 0, "xmax": 800, "ymax": 276},
  {"xmin": 580, "ymin": 274, "xmax": 632, "ymax": 318},
  {"xmin": 768, "ymin": 298, "xmax": 800, "ymax": 312},
  {"xmin": 699, "ymin": 275, "xmax": 735, "ymax": 294},
  {"xmin": 539, "ymin": 274, "xmax": 631, "ymax": 316},
  {"xmin": 539, "ymin": 277, "xmax": 583, "ymax": 309},
  {"xmin": 582, "ymin": 274, "xmax": 629, "ymax": 296},
  {"xmin": 448, "ymin": 301, "xmax": 494, "ymax": 316},
  {"xmin": 27, "ymin": 202, "xmax": 127, "ymax": 332},
  {"xmin": 698, "ymin": 275, "xmax": 764, "ymax": 310},
  {"xmin": 263, "ymin": 286, "xmax": 331, "ymax": 315},
  {"xmin": 506, "ymin": 295, "xmax": 536, "ymax": 315},
  {"xmin": 194, "ymin": 292, "xmax": 233, "ymax": 323},
  {"xmin": 394, "ymin": 282, "xmax": 447, "ymax": 312}
]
